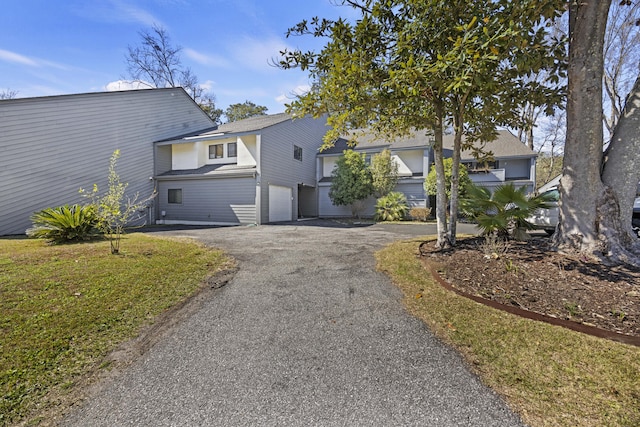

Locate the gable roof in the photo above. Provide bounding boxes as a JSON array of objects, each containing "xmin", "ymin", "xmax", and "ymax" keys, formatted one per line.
[
  {"xmin": 216, "ymin": 113, "xmax": 291, "ymax": 133},
  {"xmin": 155, "ymin": 113, "xmax": 293, "ymax": 144},
  {"xmin": 318, "ymin": 129, "xmax": 535, "ymax": 159},
  {"xmin": 448, "ymin": 131, "xmax": 536, "ymax": 160}
]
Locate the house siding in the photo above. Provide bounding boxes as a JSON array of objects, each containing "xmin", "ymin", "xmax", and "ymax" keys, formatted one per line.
[
  {"xmin": 259, "ymin": 116, "xmax": 328, "ymax": 222},
  {"xmin": 0, "ymin": 88, "xmax": 214, "ymax": 235},
  {"xmin": 157, "ymin": 177, "xmax": 257, "ymax": 224}
]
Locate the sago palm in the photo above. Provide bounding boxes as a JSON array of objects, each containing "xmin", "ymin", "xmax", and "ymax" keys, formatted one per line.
[{"xmin": 460, "ymin": 183, "xmax": 552, "ymax": 239}]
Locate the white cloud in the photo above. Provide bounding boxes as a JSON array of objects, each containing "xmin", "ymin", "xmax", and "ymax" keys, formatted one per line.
[
  {"xmin": 230, "ymin": 35, "xmax": 292, "ymax": 73},
  {"xmin": 276, "ymin": 84, "xmax": 310, "ymax": 104},
  {"xmin": 108, "ymin": 0, "xmax": 161, "ymax": 26},
  {"xmin": 104, "ymin": 80, "xmax": 154, "ymax": 91},
  {"xmin": 184, "ymin": 48, "xmax": 231, "ymax": 68},
  {"xmin": 0, "ymin": 49, "xmax": 72, "ymax": 71},
  {"xmin": 0, "ymin": 49, "xmax": 41, "ymax": 67}
]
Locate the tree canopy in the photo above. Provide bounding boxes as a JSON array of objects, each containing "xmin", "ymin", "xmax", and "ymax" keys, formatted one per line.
[
  {"xmin": 224, "ymin": 100, "xmax": 268, "ymax": 123},
  {"xmin": 278, "ymin": 0, "xmax": 566, "ymax": 247},
  {"xmin": 329, "ymin": 150, "xmax": 373, "ymax": 217}
]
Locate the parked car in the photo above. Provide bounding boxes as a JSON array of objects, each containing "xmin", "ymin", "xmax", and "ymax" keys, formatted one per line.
[
  {"xmin": 530, "ymin": 187, "xmax": 640, "ymax": 235},
  {"xmin": 527, "ymin": 188, "xmax": 559, "ymax": 235}
]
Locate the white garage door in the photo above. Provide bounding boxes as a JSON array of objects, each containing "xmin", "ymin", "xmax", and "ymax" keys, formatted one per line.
[{"xmin": 268, "ymin": 185, "xmax": 292, "ymax": 222}]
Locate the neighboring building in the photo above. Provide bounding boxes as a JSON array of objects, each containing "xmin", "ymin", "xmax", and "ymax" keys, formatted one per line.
[
  {"xmin": 1, "ymin": 86, "xmax": 535, "ymax": 234},
  {"xmin": 0, "ymin": 88, "xmax": 216, "ymax": 235},
  {"xmin": 317, "ymin": 129, "xmax": 537, "ymax": 217},
  {"xmin": 154, "ymin": 113, "xmax": 329, "ymax": 225}
]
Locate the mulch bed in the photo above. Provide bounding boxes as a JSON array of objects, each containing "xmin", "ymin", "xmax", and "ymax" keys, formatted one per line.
[{"xmin": 419, "ymin": 236, "xmax": 640, "ymax": 342}]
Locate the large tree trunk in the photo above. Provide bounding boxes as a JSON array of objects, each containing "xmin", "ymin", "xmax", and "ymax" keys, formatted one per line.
[
  {"xmin": 555, "ymin": 0, "xmax": 611, "ymax": 254},
  {"xmin": 600, "ymin": 73, "xmax": 640, "ymax": 258},
  {"xmin": 433, "ymin": 99, "xmax": 450, "ymax": 249}
]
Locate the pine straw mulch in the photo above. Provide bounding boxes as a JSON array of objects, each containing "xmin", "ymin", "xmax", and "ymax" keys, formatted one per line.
[{"xmin": 419, "ymin": 236, "xmax": 640, "ymax": 342}]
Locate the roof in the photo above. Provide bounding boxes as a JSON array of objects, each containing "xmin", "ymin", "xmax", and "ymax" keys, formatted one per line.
[
  {"xmin": 319, "ymin": 130, "xmax": 432, "ymax": 155},
  {"xmin": 155, "ymin": 113, "xmax": 293, "ymax": 144},
  {"xmin": 319, "ymin": 129, "xmax": 535, "ymax": 159},
  {"xmin": 216, "ymin": 113, "xmax": 292, "ymax": 133},
  {"xmin": 158, "ymin": 164, "xmax": 256, "ymax": 177},
  {"xmin": 448, "ymin": 131, "xmax": 536, "ymax": 160}
]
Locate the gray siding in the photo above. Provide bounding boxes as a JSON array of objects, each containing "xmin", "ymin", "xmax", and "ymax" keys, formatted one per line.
[
  {"xmin": 258, "ymin": 116, "xmax": 328, "ymax": 222},
  {"xmin": 318, "ymin": 185, "xmax": 376, "ymax": 217},
  {"xmin": 157, "ymin": 177, "xmax": 256, "ymax": 224},
  {"xmin": 0, "ymin": 88, "xmax": 214, "ymax": 235}
]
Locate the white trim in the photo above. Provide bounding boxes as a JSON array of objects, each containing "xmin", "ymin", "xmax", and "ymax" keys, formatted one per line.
[{"xmin": 155, "ymin": 219, "xmax": 245, "ymax": 226}]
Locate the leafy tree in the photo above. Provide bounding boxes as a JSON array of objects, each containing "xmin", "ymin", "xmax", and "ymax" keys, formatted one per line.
[
  {"xmin": 370, "ymin": 149, "xmax": 399, "ymax": 198},
  {"xmin": 26, "ymin": 204, "xmax": 97, "ymax": 243},
  {"xmin": 125, "ymin": 24, "xmax": 221, "ymax": 121},
  {"xmin": 374, "ymin": 192, "xmax": 409, "ymax": 221},
  {"xmin": 224, "ymin": 100, "xmax": 268, "ymax": 123},
  {"xmin": 81, "ymin": 150, "xmax": 156, "ymax": 254},
  {"xmin": 460, "ymin": 183, "xmax": 553, "ymax": 240},
  {"xmin": 329, "ymin": 150, "xmax": 373, "ymax": 217},
  {"xmin": 424, "ymin": 158, "xmax": 471, "ymax": 200},
  {"xmin": 278, "ymin": 0, "xmax": 565, "ymax": 248}
]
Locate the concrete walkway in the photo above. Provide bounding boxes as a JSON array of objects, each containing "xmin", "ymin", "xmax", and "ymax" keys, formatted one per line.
[{"xmin": 64, "ymin": 220, "xmax": 525, "ymax": 426}]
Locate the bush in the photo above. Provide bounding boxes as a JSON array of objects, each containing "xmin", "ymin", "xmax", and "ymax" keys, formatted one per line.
[
  {"xmin": 460, "ymin": 183, "xmax": 552, "ymax": 240},
  {"xmin": 26, "ymin": 204, "xmax": 97, "ymax": 243},
  {"xmin": 375, "ymin": 192, "xmax": 409, "ymax": 221},
  {"xmin": 409, "ymin": 207, "xmax": 432, "ymax": 222}
]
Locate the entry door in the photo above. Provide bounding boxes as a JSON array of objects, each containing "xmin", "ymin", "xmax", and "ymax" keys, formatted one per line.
[{"xmin": 268, "ymin": 185, "xmax": 292, "ymax": 222}]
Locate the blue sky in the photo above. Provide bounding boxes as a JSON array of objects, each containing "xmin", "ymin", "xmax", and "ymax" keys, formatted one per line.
[{"xmin": 1, "ymin": 0, "xmax": 357, "ymax": 114}]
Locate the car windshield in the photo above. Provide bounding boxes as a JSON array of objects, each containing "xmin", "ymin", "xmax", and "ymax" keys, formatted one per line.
[{"xmin": 542, "ymin": 189, "xmax": 559, "ymax": 202}]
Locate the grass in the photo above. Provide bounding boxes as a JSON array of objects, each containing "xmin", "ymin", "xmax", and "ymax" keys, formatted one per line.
[
  {"xmin": 376, "ymin": 237, "xmax": 640, "ymax": 427},
  {"xmin": 0, "ymin": 234, "xmax": 233, "ymax": 426}
]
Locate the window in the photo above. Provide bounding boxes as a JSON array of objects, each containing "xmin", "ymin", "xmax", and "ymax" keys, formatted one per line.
[
  {"xmin": 209, "ymin": 144, "xmax": 224, "ymax": 159},
  {"xmin": 228, "ymin": 142, "xmax": 237, "ymax": 158},
  {"xmin": 294, "ymin": 145, "xmax": 303, "ymax": 161},
  {"xmin": 168, "ymin": 189, "xmax": 182, "ymax": 204}
]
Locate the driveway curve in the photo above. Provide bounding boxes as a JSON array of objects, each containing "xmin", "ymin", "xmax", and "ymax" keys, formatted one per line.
[{"xmin": 64, "ymin": 220, "xmax": 525, "ymax": 427}]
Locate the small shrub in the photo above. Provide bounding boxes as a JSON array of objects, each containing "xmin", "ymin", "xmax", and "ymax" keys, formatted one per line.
[
  {"xmin": 26, "ymin": 204, "xmax": 97, "ymax": 243},
  {"xmin": 409, "ymin": 207, "xmax": 432, "ymax": 222},
  {"xmin": 375, "ymin": 192, "xmax": 409, "ymax": 221},
  {"xmin": 478, "ymin": 233, "xmax": 510, "ymax": 259}
]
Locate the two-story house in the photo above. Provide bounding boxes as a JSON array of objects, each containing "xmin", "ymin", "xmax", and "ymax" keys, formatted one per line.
[
  {"xmin": 154, "ymin": 113, "xmax": 328, "ymax": 225},
  {"xmin": 0, "ymin": 88, "xmax": 215, "ymax": 236},
  {"xmin": 317, "ymin": 129, "xmax": 537, "ymax": 217}
]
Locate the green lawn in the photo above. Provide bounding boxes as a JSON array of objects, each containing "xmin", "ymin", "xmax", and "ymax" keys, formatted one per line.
[
  {"xmin": 0, "ymin": 234, "xmax": 232, "ymax": 426},
  {"xmin": 376, "ymin": 237, "xmax": 640, "ymax": 427}
]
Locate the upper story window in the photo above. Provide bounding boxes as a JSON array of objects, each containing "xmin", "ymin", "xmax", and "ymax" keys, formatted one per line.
[
  {"xmin": 209, "ymin": 144, "xmax": 224, "ymax": 159},
  {"xmin": 208, "ymin": 142, "xmax": 238, "ymax": 160},
  {"xmin": 294, "ymin": 145, "xmax": 303, "ymax": 161}
]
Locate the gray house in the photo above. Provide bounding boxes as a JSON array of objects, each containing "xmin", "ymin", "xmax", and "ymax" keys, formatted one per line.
[
  {"xmin": 154, "ymin": 113, "xmax": 329, "ymax": 225},
  {"xmin": 317, "ymin": 129, "xmax": 537, "ymax": 217},
  {"xmin": 0, "ymin": 88, "xmax": 215, "ymax": 235}
]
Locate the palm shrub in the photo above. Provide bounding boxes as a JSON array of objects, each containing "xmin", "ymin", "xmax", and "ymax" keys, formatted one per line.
[
  {"xmin": 26, "ymin": 204, "xmax": 98, "ymax": 243},
  {"xmin": 460, "ymin": 183, "xmax": 552, "ymax": 240},
  {"xmin": 375, "ymin": 192, "xmax": 409, "ymax": 221}
]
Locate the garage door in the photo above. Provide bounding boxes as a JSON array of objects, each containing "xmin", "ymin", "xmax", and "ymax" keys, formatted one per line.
[{"xmin": 269, "ymin": 185, "xmax": 292, "ymax": 222}]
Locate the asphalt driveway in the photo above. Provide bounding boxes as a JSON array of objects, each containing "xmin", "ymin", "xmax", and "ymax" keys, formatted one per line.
[{"xmin": 64, "ymin": 220, "xmax": 525, "ymax": 426}]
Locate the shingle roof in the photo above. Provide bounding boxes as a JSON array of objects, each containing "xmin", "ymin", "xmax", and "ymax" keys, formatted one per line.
[
  {"xmin": 155, "ymin": 113, "xmax": 294, "ymax": 144},
  {"xmin": 216, "ymin": 113, "xmax": 292, "ymax": 133},
  {"xmin": 158, "ymin": 164, "xmax": 256, "ymax": 176},
  {"xmin": 319, "ymin": 129, "xmax": 535, "ymax": 159},
  {"xmin": 446, "ymin": 131, "xmax": 536, "ymax": 159}
]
